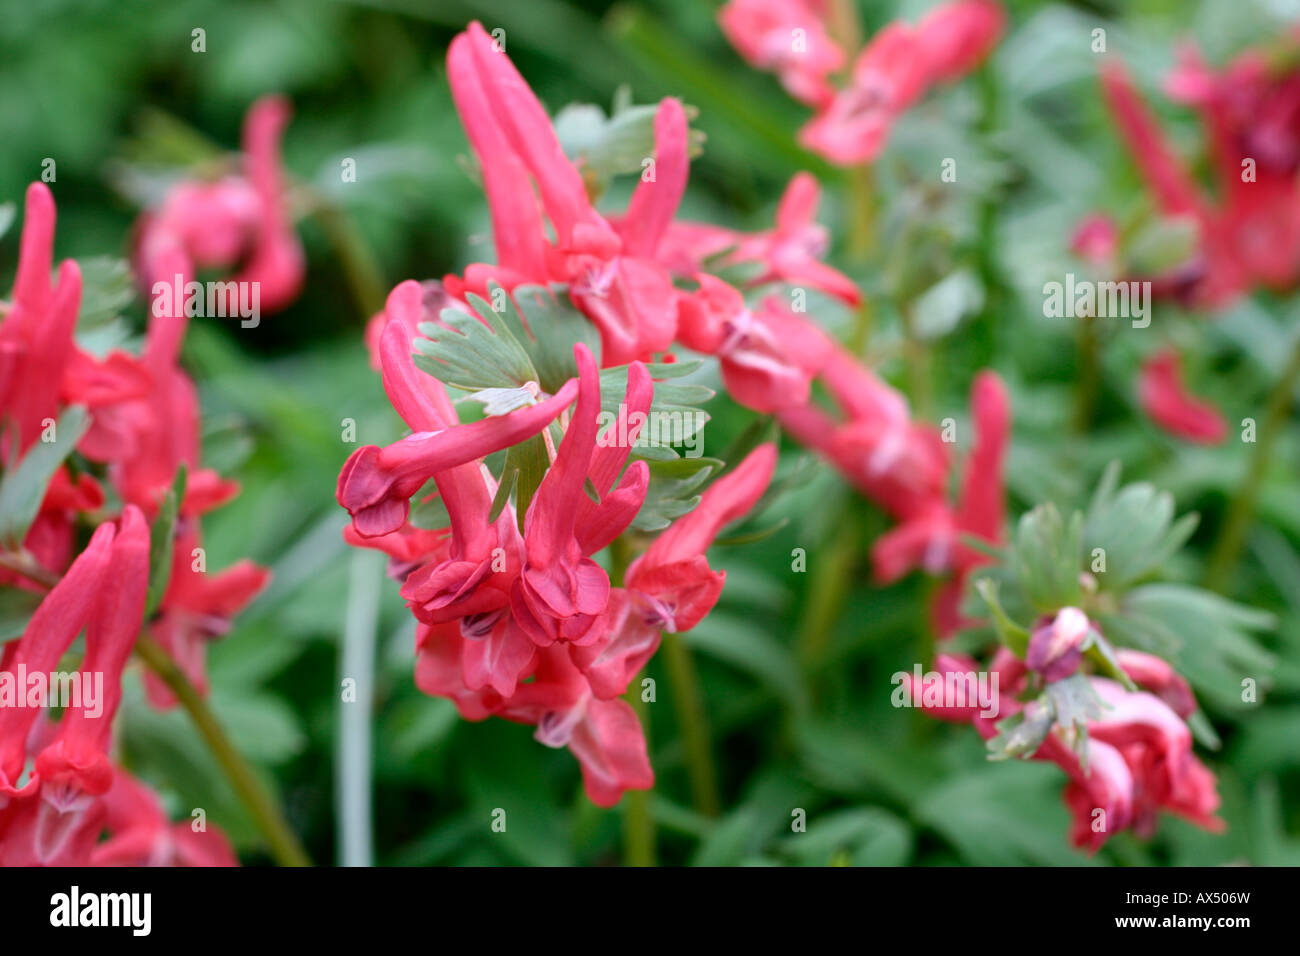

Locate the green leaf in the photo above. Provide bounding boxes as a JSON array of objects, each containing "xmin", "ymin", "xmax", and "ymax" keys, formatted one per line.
[
  {"xmin": 0, "ymin": 203, "xmax": 14, "ymax": 241},
  {"xmin": 1084, "ymin": 470, "xmax": 1197, "ymax": 587},
  {"xmin": 975, "ymin": 578, "xmax": 1030, "ymax": 655},
  {"xmin": 1125, "ymin": 215, "xmax": 1199, "ymax": 275},
  {"xmin": 555, "ymin": 97, "xmax": 703, "ymax": 197},
  {"xmin": 498, "ymin": 431, "xmax": 551, "ymax": 534},
  {"xmin": 778, "ymin": 807, "xmax": 912, "ymax": 867},
  {"xmin": 0, "ymin": 587, "xmax": 42, "ymax": 643},
  {"xmin": 1045, "ymin": 673, "xmax": 1106, "ymax": 767},
  {"xmin": 1120, "ymin": 584, "xmax": 1275, "ymax": 711},
  {"xmin": 414, "ymin": 292, "xmax": 537, "ymax": 393},
  {"xmin": 599, "ymin": 360, "xmax": 713, "ymax": 460},
  {"xmin": 407, "ymin": 478, "xmax": 452, "ymax": 531},
  {"xmin": 631, "ymin": 456, "xmax": 719, "ymax": 532},
  {"xmin": 510, "ymin": 284, "xmax": 601, "ymax": 393},
  {"xmin": 1012, "ymin": 502, "xmax": 1083, "ymax": 612},
  {"xmin": 145, "ymin": 464, "xmax": 187, "ymax": 617},
  {"xmin": 685, "ymin": 612, "xmax": 810, "ymax": 717},
  {"xmin": 986, "ymin": 706, "xmax": 1056, "ymax": 761},
  {"xmin": 915, "ymin": 761, "xmax": 1097, "ymax": 866},
  {"xmin": 76, "ymin": 256, "xmax": 136, "ymax": 331},
  {"xmin": 0, "ymin": 405, "xmax": 91, "ymax": 549},
  {"xmin": 910, "ymin": 268, "xmax": 984, "ymax": 341}
]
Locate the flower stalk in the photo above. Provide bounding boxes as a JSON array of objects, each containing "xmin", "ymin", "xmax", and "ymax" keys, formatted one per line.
[{"xmin": 134, "ymin": 634, "xmax": 312, "ymax": 867}]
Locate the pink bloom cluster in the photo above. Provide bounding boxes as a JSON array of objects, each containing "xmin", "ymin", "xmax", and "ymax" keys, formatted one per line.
[
  {"xmin": 430, "ymin": 22, "xmax": 1012, "ymax": 636},
  {"xmin": 719, "ymin": 0, "xmax": 1005, "ymax": 165},
  {"xmin": 0, "ymin": 177, "xmax": 300, "ymax": 861},
  {"xmin": 1086, "ymin": 35, "xmax": 1300, "ymax": 444},
  {"xmin": 339, "ymin": 283, "xmax": 776, "ymax": 805},
  {"xmin": 912, "ymin": 609, "xmax": 1221, "ymax": 851},
  {"xmin": 0, "ymin": 510, "xmax": 234, "ymax": 865},
  {"xmin": 1101, "ymin": 35, "xmax": 1300, "ymax": 309},
  {"xmin": 136, "ymin": 96, "xmax": 305, "ymax": 313}
]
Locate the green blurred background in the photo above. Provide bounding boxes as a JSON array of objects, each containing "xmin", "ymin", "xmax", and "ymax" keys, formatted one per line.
[{"xmin": 3, "ymin": 0, "xmax": 1299, "ymax": 865}]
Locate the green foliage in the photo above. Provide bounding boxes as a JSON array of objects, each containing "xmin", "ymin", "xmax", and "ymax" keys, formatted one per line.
[
  {"xmin": 0, "ymin": 406, "xmax": 90, "ymax": 549},
  {"xmin": 145, "ymin": 464, "xmax": 187, "ymax": 617}
]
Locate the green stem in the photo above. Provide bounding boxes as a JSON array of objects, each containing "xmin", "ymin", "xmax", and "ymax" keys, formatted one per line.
[
  {"xmin": 794, "ymin": 499, "xmax": 860, "ymax": 702},
  {"xmin": 899, "ymin": 303, "xmax": 934, "ymax": 421},
  {"xmin": 661, "ymin": 632, "xmax": 721, "ymax": 818},
  {"xmin": 621, "ymin": 689, "xmax": 656, "ymax": 866},
  {"xmin": 1203, "ymin": 334, "xmax": 1300, "ymax": 593},
  {"xmin": 0, "ymin": 550, "xmax": 59, "ymax": 588},
  {"xmin": 303, "ymin": 191, "xmax": 388, "ymax": 318},
  {"xmin": 1072, "ymin": 318, "xmax": 1101, "ymax": 434},
  {"xmin": 135, "ymin": 634, "xmax": 312, "ymax": 867},
  {"xmin": 847, "ymin": 164, "xmax": 877, "ymax": 263},
  {"xmin": 849, "ymin": 295, "xmax": 874, "ymax": 356},
  {"xmin": 611, "ymin": 536, "xmax": 656, "ymax": 866}
]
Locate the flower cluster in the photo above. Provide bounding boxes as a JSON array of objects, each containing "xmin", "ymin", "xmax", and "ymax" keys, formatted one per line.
[
  {"xmin": 719, "ymin": 0, "xmax": 1005, "ymax": 164},
  {"xmin": 903, "ymin": 470, "xmax": 1252, "ymax": 851},
  {"xmin": 0, "ymin": 93, "xmax": 304, "ymax": 864},
  {"xmin": 917, "ymin": 626, "xmax": 1221, "ymax": 852},
  {"xmin": 339, "ymin": 281, "xmax": 776, "ymax": 804},
  {"xmin": 1082, "ymin": 32, "xmax": 1300, "ymax": 445},
  {"xmin": 432, "ymin": 21, "xmax": 1013, "ymax": 640},
  {"xmin": 135, "ymin": 96, "xmax": 305, "ymax": 313}
]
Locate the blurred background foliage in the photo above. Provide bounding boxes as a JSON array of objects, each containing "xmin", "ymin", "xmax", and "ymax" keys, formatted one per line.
[{"xmin": 3, "ymin": 0, "xmax": 1299, "ymax": 865}]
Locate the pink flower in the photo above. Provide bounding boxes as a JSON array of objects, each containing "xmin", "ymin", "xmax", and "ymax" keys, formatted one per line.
[
  {"xmin": 1025, "ymin": 606, "xmax": 1092, "ymax": 682},
  {"xmin": 1116, "ymin": 648, "xmax": 1197, "ymax": 719},
  {"xmin": 677, "ymin": 277, "xmax": 831, "ymax": 413},
  {"xmin": 34, "ymin": 508, "xmax": 150, "ymax": 800},
  {"xmin": 1138, "ymin": 348, "xmax": 1228, "ymax": 445},
  {"xmin": 718, "ymin": 0, "xmax": 845, "ymax": 107},
  {"xmin": 512, "ymin": 647, "xmax": 654, "ymax": 808},
  {"xmin": 1087, "ymin": 678, "xmax": 1223, "ymax": 837},
  {"xmin": 444, "ymin": 23, "xmax": 688, "ymax": 365},
  {"xmin": 0, "ymin": 185, "xmax": 83, "ymax": 453},
  {"xmin": 660, "ymin": 174, "xmax": 860, "ymax": 307},
  {"xmin": 1100, "ymin": 43, "xmax": 1300, "ymax": 308},
  {"xmin": 1070, "ymin": 214, "xmax": 1120, "ymax": 265},
  {"xmin": 914, "ymin": 651, "xmax": 1222, "ymax": 850},
  {"xmin": 92, "ymin": 769, "xmax": 238, "ymax": 867},
  {"xmin": 1049, "ymin": 733, "xmax": 1136, "ymax": 853},
  {"xmin": 630, "ymin": 442, "xmax": 775, "ymax": 625},
  {"xmin": 336, "ymin": 374, "xmax": 579, "ymax": 538},
  {"xmin": 0, "ymin": 509, "xmax": 176, "ymax": 866},
  {"xmin": 511, "ymin": 345, "xmax": 649, "ymax": 648},
  {"xmin": 863, "ymin": 371, "xmax": 1008, "ymax": 590},
  {"xmin": 799, "ymin": 22, "xmax": 928, "ymax": 164},
  {"xmin": 137, "ymin": 96, "xmax": 304, "ymax": 314},
  {"xmin": 143, "ymin": 528, "xmax": 270, "ymax": 708},
  {"xmin": 798, "ymin": 2, "xmax": 1004, "ymax": 165},
  {"xmin": 0, "ymin": 523, "xmax": 117, "ymax": 800},
  {"xmin": 914, "ymin": 0, "xmax": 1005, "ymax": 83},
  {"xmin": 570, "ymin": 445, "xmax": 778, "ymax": 699}
]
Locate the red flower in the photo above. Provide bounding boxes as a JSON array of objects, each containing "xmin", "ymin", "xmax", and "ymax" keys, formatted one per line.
[
  {"xmin": 798, "ymin": 2, "xmax": 1004, "ymax": 165},
  {"xmin": 717, "ymin": 0, "xmax": 845, "ymax": 107},
  {"xmin": 1138, "ymin": 348, "xmax": 1228, "ymax": 445},
  {"xmin": 1100, "ymin": 40, "xmax": 1300, "ymax": 308},
  {"xmin": 444, "ymin": 23, "xmax": 687, "ymax": 365},
  {"xmin": 137, "ymin": 96, "xmax": 304, "ymax": 314}
]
